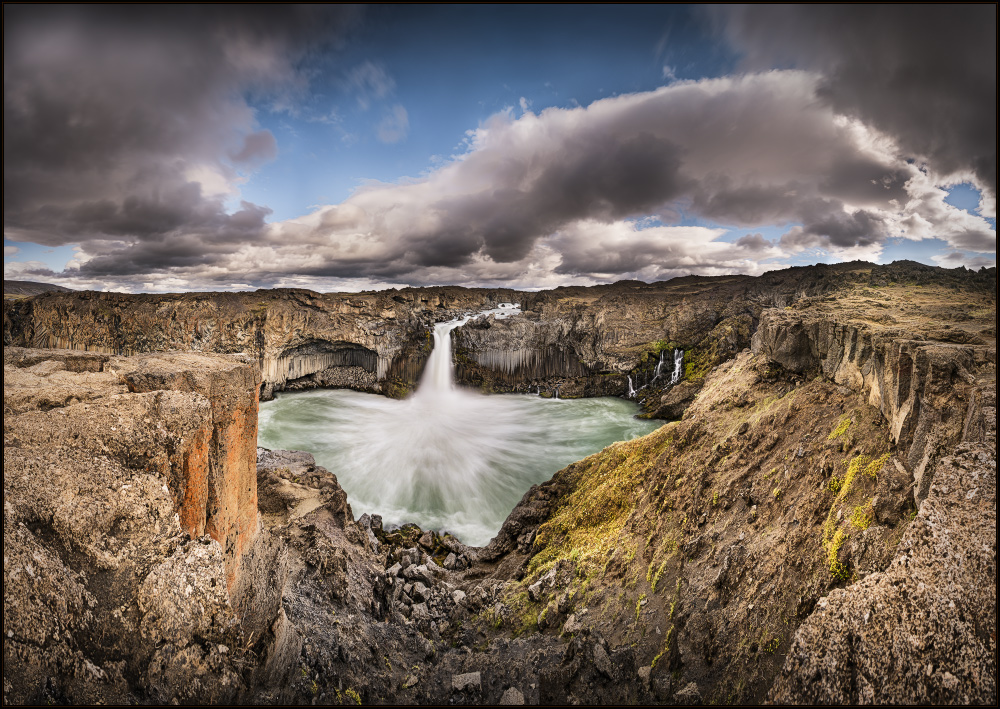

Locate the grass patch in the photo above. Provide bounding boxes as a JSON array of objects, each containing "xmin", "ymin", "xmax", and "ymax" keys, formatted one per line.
[{"xmin": 529, "ymin": 427, "xmax": 674, "ymax": 576}]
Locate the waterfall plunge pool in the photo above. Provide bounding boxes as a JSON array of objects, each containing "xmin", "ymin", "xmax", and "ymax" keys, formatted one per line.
[{"xmin": 258, "ymin": 309, "xmax": 663, "ymax": 547}]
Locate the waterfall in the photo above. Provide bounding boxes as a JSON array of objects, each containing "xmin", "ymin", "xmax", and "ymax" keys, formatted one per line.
[
  {"xmin": 653, "ymin": 350, "xmax": 667, "ymax": 381},
  {"xmin": 257, "ymin": 298, "xmax": 665, "ymax": 546},
  {"xmin": 670, "ymin": 349, "xmax": 684, "ymax": 385},
  {"xmin": 627, "ymin": 375, "xmax": 636, "ymax": 397},
  {"xmin": 415, "ymin": 303, "xmax": 520, "ymax": 398},
  {"xmin": 415, "ymin": 316, "xmax": 472, "ymax": 397}
]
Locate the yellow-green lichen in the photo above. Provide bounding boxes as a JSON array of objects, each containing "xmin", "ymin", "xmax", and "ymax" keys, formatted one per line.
[{"xmin": 828, "ymin": 415, "xmax": 851, "ymax": 440}]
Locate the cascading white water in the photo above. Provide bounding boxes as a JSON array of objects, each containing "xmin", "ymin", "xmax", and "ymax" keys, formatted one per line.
[
  {"xmin": 653, "ymin": 350, "xmax": 667, "ymax": 381},
  {"xmin": 258, "ymin": 304, "xmax": 661, "ymax": 545},
  {"xmin": 670, "ymin": 349, "xmax": 684, "ymax": 385},
  {"xmin": 627, "ymin": 375, "xmax": 636, "ymax": 397}
]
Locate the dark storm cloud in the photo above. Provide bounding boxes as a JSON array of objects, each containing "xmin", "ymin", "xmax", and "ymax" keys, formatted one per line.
[
  {"xmin": 717, "ymin": 4, "xmax": 997, "ymax": 195},
  {"xmin": 415, "ymin": 132, "xmax": 687, "ymax": 266},
  {"xmin": 3, "ymin": 5, "xmax": 355, "ymax": 254},
  {"xmin": 317, "ymin": 72, "xmax": 920, "ymax": 280}
]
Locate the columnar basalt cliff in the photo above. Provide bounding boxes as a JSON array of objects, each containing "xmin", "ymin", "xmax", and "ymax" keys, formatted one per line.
[
  {"xmin": 7, "ymin": 263, "xmax": 961, "ymax": 406},
  {"xmin": 3, "ymin": 261, "xmax": 996, "ymax": 705},
  {"xmin": 753, "ymin": 310, "xmax": 993, "ymax": 502},
  {"xmin": 3, "ymin": 287, "xmax": 520, "ymax": 400}
]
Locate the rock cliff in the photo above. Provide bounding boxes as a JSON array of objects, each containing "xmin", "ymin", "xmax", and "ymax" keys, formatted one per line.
[
  {"xmin": 8, "ymin": 263, "xmax": 965, "ymax": 407},
  {"xmin": 2, "ymin": 261, "xmax": 996, "ymax": 705}
]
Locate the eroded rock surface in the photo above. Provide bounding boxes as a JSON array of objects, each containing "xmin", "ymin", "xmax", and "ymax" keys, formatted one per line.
[{"xmin": 3, "ymin": 261, "xmax": 996, "ymax": 705}]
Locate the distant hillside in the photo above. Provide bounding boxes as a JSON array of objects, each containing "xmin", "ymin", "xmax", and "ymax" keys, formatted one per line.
[{"xmin": 3, "ymin": 280, "xmax": 75, "ymax": 297}]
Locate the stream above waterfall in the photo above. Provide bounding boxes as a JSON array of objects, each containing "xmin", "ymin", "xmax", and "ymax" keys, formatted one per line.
[{"xmin": 258, "ymin": 307, "xmax": 662, "ymax": 546}]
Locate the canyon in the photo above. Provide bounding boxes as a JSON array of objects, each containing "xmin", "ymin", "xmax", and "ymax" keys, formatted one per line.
[{"xmin": 3, "ymin": 260, "xmax": 996, "ymax": 705}]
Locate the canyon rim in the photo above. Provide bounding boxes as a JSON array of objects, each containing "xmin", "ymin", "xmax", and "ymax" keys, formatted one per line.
[{"xmin": 3, "ymin": 260, "xmax": 996, "ymax": 704}]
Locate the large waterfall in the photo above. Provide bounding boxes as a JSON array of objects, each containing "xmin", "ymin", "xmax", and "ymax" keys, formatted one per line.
[{"xmin": 258, "ymin": 305, "xmax": 660, "ymax": 546}]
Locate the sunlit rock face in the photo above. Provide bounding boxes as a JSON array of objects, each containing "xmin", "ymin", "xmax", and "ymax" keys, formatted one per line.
[{"xmin": 3, "ymin": 348, "xmax": 282, "ymax": 705}]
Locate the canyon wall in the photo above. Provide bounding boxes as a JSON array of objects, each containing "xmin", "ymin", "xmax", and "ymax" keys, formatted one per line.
[
  {"xmin": 6, "ymin": 263, "xmax": 913, "ymax": 404},
  {"xmin": 3, "ymin": 287, "xmax": 522, "ymax": 399},
  {"xmin": 753, "ymin": 307, "xmax": 995, "ymax": 502},
  {"xmin": 2, "ymin": 261, "xmax": 996, "ymax": 705}
]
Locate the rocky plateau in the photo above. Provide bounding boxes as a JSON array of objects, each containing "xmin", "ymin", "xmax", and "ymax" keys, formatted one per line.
[{"xmin": 3, "ymin": 260, "xmax": 996, "ymax": 705}]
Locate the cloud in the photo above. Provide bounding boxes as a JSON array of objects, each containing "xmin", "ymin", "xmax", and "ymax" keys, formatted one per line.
[
  {"xmin": 230, "ymin": 130, "xmax": 279, "ymax": 167},
  {"xmin": 344, "ymin": 61, "xmax": 396, "ymax": 110},
  {"xmin": 248, "ymin": 71, "xmax": 932, "ymax": 286},
  {"xmin": 5, "ymin": 9, "xmax": 993, "ymax": 294},
  {"xmin": 662, "ymin": 65, "xmax": 677, "ymax": 81},
  {"xmin": 376, "ymin": 104, "xmax": 409, "ymax": 144},
  {"xmin": 3, "ymin": 5, "xmax": 353, "ymax": 254},
  {"xmin": 931, "ymin": 251, "xmax": 997, "ymax": 271},
  {"xmin": 4, "ymin": 245, "xmax": 19, "ymax": 257},
  {"xmin": 715, "ymin": 5, "xmax": 997, "ymax": 196}
]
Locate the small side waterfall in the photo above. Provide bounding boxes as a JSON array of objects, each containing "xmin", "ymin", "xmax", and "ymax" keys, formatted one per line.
[
  {"xmin": 653, "ymin": 350, "xmax": 667, "ymax": 381},
  {"xmin": 670, "ymin": 349, "xmax": 684, "ymax": 385},
  {"xmin": 627, "ymin": 375, "xmax": 636, "ymax": 397}
]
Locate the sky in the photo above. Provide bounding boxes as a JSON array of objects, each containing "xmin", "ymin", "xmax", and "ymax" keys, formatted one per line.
[{"xmin": 3, "ymin": 5, "xmax": 996, "ymax": 293}]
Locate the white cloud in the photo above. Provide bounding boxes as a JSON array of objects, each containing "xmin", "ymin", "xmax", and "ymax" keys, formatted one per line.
[
  {"xmin": 345, "ymin": 61, "xmax": 396, "ymax": 110},
  {"xmin": 931, "ymin": 251, "xmax": 997, "ymax": 270},
  {"xmin": 27, "ymin": 69, "xmax": 995, "ymax": 290},
  {"xmin": 376, "ymin": 104, "xmax": 409, "ymax": 144}
]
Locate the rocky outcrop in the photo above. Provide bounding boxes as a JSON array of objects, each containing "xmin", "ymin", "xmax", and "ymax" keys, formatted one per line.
[
  {"xmin": 112, "ymin": 352, "xmax": 262, "ymax": 588},
  {"xmin": 753, "ymin": 309, "xmax": 995, "ymax": 501},
  {"xmin": 770, "ymin": 387, "xmax": 996, "ymax": 704},
  {"xmin": 3, "ymin": 348, "xmax": 277, "ymax": 704}
]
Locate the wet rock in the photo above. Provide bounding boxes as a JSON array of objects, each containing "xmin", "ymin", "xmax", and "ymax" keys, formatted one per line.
[{"xmin": 418, "ymin": 530, "xmax": 435, "ymax": 550}]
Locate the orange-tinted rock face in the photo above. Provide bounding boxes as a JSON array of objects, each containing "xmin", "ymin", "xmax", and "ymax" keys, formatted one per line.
[{"xmin": 115, "ymin": 352, "xmax": 262, "ymax": 589}]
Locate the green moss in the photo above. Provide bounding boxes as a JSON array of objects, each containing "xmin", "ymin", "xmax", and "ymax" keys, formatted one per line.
[
  {"xmin": 838, "ymin": 452, "xmax": 890, "ymax": 501},
  {"xmin": 828, "ymin": 415, "xmax": 851, "ymax": 440},
  {"xmin": 827, "ymin": 528, "xmax": 849, "ymax": 580},
  {"xmin": 851, "ymin": 500, "xmax": 874, "ymax": 531},
  {"xmin": 651, "ymin": 625, "xmax": 675, "ymax": 668},
  {"xmin": 529, "ymin": 427, "xmax": 675, "ymax": 576},
  {"xmin": 650, "ymin": 558, "xmax": 669, "ymax": 593}
]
